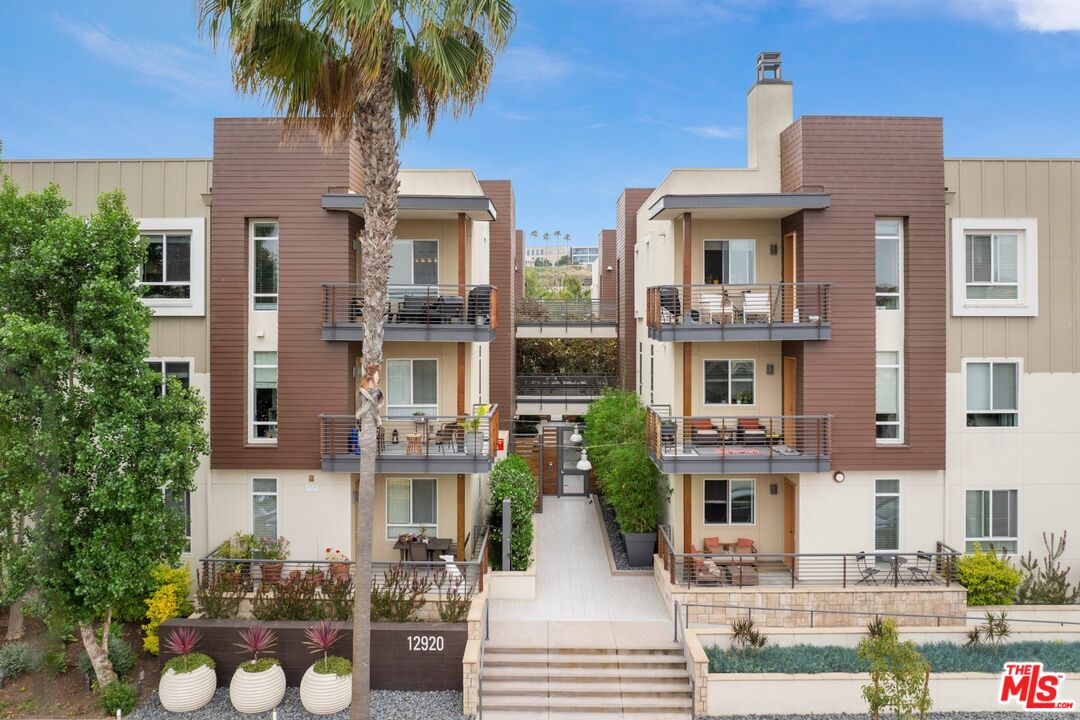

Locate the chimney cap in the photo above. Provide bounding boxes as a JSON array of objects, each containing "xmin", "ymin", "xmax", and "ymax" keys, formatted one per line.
[{"xmin": 756, "ymin": 51, "xmax": 783, "ymax": 82}]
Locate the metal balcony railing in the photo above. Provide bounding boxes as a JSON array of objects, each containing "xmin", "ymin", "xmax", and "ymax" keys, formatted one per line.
[
  {"xmin": 322, "ymin": 283, "xmax": 497, "ymax": 333},
  {"xmin": 646, "ymin": 283, "xmax": 830, "ymax": 331},
  {"xmin": 516, "ymin": 297, "xmax": 617, "ymax": 326},
  {"xmin": 515, "ymin": 373, "xmax": 616, "ymax": 401}
]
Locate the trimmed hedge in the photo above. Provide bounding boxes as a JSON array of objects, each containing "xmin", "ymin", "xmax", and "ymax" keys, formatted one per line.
[
  {"xmin": 707, "ymin": 641, "xmax": 1080, "ymax": 674},
  {"xmin": 488, "ymin": 455, "xmax": 538, "ymax": 571}
]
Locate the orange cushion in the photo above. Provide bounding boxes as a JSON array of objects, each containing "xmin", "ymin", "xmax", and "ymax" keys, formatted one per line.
[
  {"xmin": 738, "ymin": 418, "xmax": 760, "ymax": 430},
  {"xmin": 691, "ymin": 418, "xmax": 713, "ymax": 431},
  {"xmin": 736, "ymin": 538, "xmax": 755, "ymax": 549},
  {"xmin": 703, "ymin": 537, "xmax": 720, "ymax": 548}
]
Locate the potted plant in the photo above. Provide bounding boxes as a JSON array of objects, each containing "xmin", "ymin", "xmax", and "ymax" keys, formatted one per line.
[
  {"xmin": 229, "ymin": 624, "xmax": 285, "ymax": 713},
  {"xmin": 304, "ymin": 564, "xmax": 325, "ymax": 588},
  {"xmin": 325, "ymin": 548, "xmax": 351, "ymax": 582},
  {"xmin": 299, "ymin": 621, "xmax": 352, "ymax": 714},
  {"xmin": 257, "ymin": 536, "xmax": 290, "ymax": 585},
  {"xmin": 412, "ymin": 410, "xmax": 428, "ymax": 429},
  {"xmin": 158, "ymin": 627, "xmax": 216, "ymax": 713},
  {"xmin": 219, "ymin": 532, "xmax": 256, "ymax": 587}
]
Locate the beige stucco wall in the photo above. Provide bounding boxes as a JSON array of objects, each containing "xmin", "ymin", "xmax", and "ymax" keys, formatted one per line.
[
  {"xmin": 671, "ymin": 474, "xmax": 789, "ymax": 554},
  {"xmin": 394, "ymin": 219, "xmax": 466, "ymax": 285},
  {"xmin": 372, "ymin": 473, "xmax": 461, "ymax": 562}
]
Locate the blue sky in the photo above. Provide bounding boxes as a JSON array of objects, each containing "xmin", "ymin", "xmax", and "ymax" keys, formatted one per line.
[{"xmin": 2, "ymin": 1, "xmax": 1079, "ymax": 247}]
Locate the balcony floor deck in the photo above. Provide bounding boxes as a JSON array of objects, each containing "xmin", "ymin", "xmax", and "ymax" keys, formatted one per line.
[
  {"xmin": 651, "ymin": 442, "xmax": 829, "ymax": 473},
  {"xmin": 322, "ymin": 439, "xmax": 494, "ymax": 473}
]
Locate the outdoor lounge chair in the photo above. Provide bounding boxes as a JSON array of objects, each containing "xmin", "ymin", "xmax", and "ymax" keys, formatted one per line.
[
  {"xmin": 690, "ymin": 418, "xmax": 720, "ymax": 447},
  {"xmin": 737, "ymin": 418, "xmax": 766, "ymax": 445},
  {"xmin": 688, "ymin": 544, "xmax": 727, "ymax": 585},
  {"xmin": 856, "ymin": 552, "xmax": 881, "ymax": 585},
  {"xmin": 742, "ymin": 291, "xmax": 771, "ymax": 322}
]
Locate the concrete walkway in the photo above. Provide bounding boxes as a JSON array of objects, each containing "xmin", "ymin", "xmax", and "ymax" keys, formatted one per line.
[{"xmin": 488, "ymin": 496, "xmax": 669, "ymax": 627}]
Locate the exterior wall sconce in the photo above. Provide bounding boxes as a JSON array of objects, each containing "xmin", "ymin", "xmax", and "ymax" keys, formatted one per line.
[
  {"xmin": 770, "ymin": 244, "xmax": 778, "ymax": 255},
  {"xmin": 391, "ymin": 429, "xmax": 399, "ymax": 444},
  {"xmin": 766, "ymin": 363, "xmax": 775, "ymax": 375},
  {"xmin": 833, "ymin": 471, "xmax": 846, "ymax": 483}
]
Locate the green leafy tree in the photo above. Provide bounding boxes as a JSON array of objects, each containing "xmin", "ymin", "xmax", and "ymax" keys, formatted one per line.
[
  {"xmin": 0, "ymin": 177, "xmax": 208, "ymax": 687},
  {"xmin": 957, "ymin": 545, "xmax": 1022, "ymax": 606},
  {"xmin": 555, "ymin": 254, "xmax": 572, "ymax": 266},
  {"xmin": 197, "ymin": 3, "xmax": 514, "ymax": 715},
  {"xmin": 516, "ymin": 339, "xmax": 616, "ymax": 375},
  {"xmin": 487, "ymin": 455, "xmax": 537, "ymax": 570},
  {"xmin": 583, "ymin": 390, "xmax": 669, "ymax": 534},
  {"xmin": 856, "ymin": 618, "xmax": 932, "ymax": 720}
]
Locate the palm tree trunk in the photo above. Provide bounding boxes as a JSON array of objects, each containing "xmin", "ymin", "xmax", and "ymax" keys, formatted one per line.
[{"xmin": 350, "ymin": 61, "xmax": 400, "ymax": 720}]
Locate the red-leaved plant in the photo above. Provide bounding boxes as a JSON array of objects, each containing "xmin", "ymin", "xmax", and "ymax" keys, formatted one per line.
[
  {"xmin": 303, "ymin": 620, "xmax": 343, "ymax": 661},
  {"xmin": 234, "ymin": 624, "xmax": 278, "ymax": 661},
  {"xmin": 163, "ymin": 626, "xmax": 202, "ymax": 657}
]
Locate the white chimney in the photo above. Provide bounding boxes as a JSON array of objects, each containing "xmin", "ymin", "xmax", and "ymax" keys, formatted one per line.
[{"xmin": 746, "ymin": 52, "xmax": 793, "ymax": 185}]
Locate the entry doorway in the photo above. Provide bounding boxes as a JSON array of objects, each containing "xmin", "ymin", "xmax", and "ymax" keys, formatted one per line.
[
  {"xmin": 540, "ymin": 423, "xmax": 590, "ymax": 497},
  {"xmin": 783, "ymin": 479, "xmax": 797, "ymax": 573},
  {"xmin": 783, "ymin": 356, "xmax": 797, "ymax": 447},
  {"xmin": 782, "ymin": 231, "xmax": 797, "ymax": 322}
]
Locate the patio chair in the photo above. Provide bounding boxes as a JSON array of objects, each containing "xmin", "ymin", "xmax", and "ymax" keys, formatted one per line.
[
  {"xmin": 659, "ymin": 286, "xmax": 681, "ymax": 320},
  {"xmin": 742, "ymin": 291, "xmax": 771, "ymax": 322},
  {"xmin": 690, "ymin": 418, "xmax": 720, "ymax": 447},
  {"xmin": 409, "ymin": 542, "xmax": 429, "ymax": 562},
  {"xmin": 435, "ymin": 422, "xmax": 464, "ymax": 453},
  {"xmin": 703, "ymin": 536, "xmax": 722, "ymax": 554},
  {"xmin": 734, "ymin": 537, "xmax": 758, "ymax": 565},
  {"xmin": 855, "ymin": 552, "xmax": 881, "ymax": 585},
  {"xmin": 398, "ymin": 295, "xmax": 433, "ymax": 324},
  {"xmin": 432, "ymin": 295, "xmax": 465, "ymax": 324},
  {"xmin": 737, "ymin": 418, "xmax": 766, "ymax": 445},
  {"xmin": 908, "ymin": 551, "xmax": 933, "ymax": 584},
  {"xmin": 688, "ymin": 544, "xmax": 727, "ymax": 586}
]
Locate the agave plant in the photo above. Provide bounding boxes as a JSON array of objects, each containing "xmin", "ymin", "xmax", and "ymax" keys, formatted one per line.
[
  {"xmin": 234, "ymin": 624, "xmax": 278, "ymax": 662},
  {"xmin": 304, "ymin": 621, "xmax": 343, "ymax": 662},
  {"xmin": 164, "ymin": 626, "xmax": 202, "ymax": 657}
]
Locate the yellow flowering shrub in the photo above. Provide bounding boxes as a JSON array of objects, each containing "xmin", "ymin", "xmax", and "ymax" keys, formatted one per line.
[{"xmin": 142, "ymin": 564, "xmax": 193, "ymax": 655}]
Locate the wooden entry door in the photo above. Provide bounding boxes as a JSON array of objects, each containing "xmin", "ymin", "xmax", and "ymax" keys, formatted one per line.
[
  {"xmin": 783, "ymin": 480, "xmax": 797, "ymax": 568},
  {"xmin": 782, "ymin": 232, "xmax": 797, "ymax": 322},
  {"xmin": 541, "ymin": 426, "xmax": 559, "ymax": 495},
  {"xmin": 783, "ymin": 356, "xmax": 797, "ymax": 448}
]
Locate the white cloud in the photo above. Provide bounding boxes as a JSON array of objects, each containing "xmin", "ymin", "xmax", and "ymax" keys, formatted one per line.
[
  {"xmin": 497, "ymin": 46, "xmax": 575, "ymax": 85},
  {"xmin": 681, "ymin": 125, "xmax": 744, "ymax": 140},
  {"xmin": 54, "ymin": 16, "xmax": 231, "ymax": 100},
  {"xmin": 805, "ymin": 0, "xmax": 1080, "ymax": 31}
]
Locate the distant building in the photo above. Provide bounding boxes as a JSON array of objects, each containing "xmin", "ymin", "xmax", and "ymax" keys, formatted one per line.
[
  {"xmin": 523, "ymin": 244, "xmax": 599, "ymax": 267},
  {"xmin": 571, "ymin": 246, "xmax": 599, "ymax": 265}
]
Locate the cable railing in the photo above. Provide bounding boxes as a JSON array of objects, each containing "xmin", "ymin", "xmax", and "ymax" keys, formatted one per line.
[
  {"xmin": 322, "ymin": 283, "xmax": 497, "ymax": 331},
  {"xmin": 657, "ymin": 525, "xmax": 960, "ymax": 590},
  {"xmin": 516, "ymin": 297, "xmax": 617, "ymax": 326},
  {"xmin": 320, "ymin": 405, "xmax": 500, "ymax": 464},
  {"xmin": 645, "ymin": 405, "xmax": 831, "ymax": 466},
  {"xmin": 646, "ymin": 282, "xmax": 830, "ymax": 330},
  {"xmin": 515, "ymin": 373, "xmax": 616, "ymax": 401}
]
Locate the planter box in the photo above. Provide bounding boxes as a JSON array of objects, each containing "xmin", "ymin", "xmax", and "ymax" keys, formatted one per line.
[
  {"xmin": 623, "ymin": 532, "xmax": 656, "ymax": 568},
  {"xmin": 160, "ymin": 618, "xmax": 467, "ymax": 691}
]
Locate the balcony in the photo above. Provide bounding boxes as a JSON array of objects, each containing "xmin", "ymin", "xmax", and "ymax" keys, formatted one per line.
[
  {"xmin": 320, "ymin": 405, "xmax": 499, "ymax": 474},
  {"xmin": 515, "ymin": 298, "xmax": 617, "ymax": 338},
  {"xmin": 645, "ymin": 405, "xmax": 831, "ymax": 474},
  {"xmin": 646, "ymin": 283, "xmax": 830, "ymax": 341},
  {"xmin": 321, "ymin": 284, "xmax": 497, "ymax": 342},
  {"xmin": 515, "ymin": 373, "xmax": 616, "ymax": 415}
]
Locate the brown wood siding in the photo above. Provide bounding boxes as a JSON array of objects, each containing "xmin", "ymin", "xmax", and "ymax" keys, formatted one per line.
[
  {"xmin": 615, "ymin": 188, "xmax": 653, "ymax": 391},
  {"xmin": 598, "ymin": 229, "xmax": 617, "ymax": 304},
  {"xmin": 479, "ymin": 180, "xmax": 516, "ymax": 430},
  {"xmin": 210, "ymin": 118, "xmax": 353, "ymax": 469},
  {"xmin": 781, "ymin": 117, "xmax": 946, "ymax": 471},
  {"xmin": 514, "ymin": 229, "xmax": 524, "ymax": 300}
]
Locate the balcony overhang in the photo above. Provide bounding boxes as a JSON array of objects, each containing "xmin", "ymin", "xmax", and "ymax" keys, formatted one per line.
[
  {"xmin": 322, "ymin": 454, "xmax": 496, "ymax": 474},
  {"xmin": 647, "ymin": 451, "xmax": 830, "ymax": 474},
  {"xmin": 647, "ymin": 192, "xmax": 831, "ymax": 220},
  {"xmin": 322, "ymin": 193, "xmax": 496, "ymax": 221},
  {"xmin": 648, "ymin": 323, "xmax": 830, "ymax": 342},
  {"xmin": 321, "ymin": 324, "xmax": 496, "ymax": 342}
]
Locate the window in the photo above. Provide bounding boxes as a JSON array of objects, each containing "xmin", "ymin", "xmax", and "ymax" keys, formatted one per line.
[
  {"xmin": 951, "ymin": 218, "xmax": 1037, "ymax": 317},
  {"xmin": 704, "ymin": 360, "xmax": 755, "ymax": 405},
  {"xmin": 703, "ymin": 240, "xmax": 755, "ymax": 285},
  {"xmin": 966, "ymin": 360, "xmax": 1018, "ymax": 427},
  {"xmin": 390, "ymin": 240, "xmax": 439, "ymax": 287},
  {"xmin": 387, "ymin": 478, "xmax": 437, "ymax": 538},
  {"xmin": 141, "ymin": 233, "xmax": 191, "ymax": 299},
  {"xmin": 704, "ymin": 479, "xmax": 755, "ymax": 525},
  {"xmin": 146, "ymin": 359, "xmax": 192, "ymax": 397},
  {"xmin": 966, "ymin": 489, "xmax": 1018, "ymax": 553},
  {"xmin": 875, "ymin": 219, "xmax": 902, "ymax": 309},
  {"xmin": 252, "ymin": 351, "xmax": 278, "ymax": 440},
  {"xmin": 874, "ymin": 479, "xmax": 900, "ymax": 552},
  {"xmin": 387, "ymin": 359, "xmax": 438, "ymax": 417},
  {"xmin": 252, "ymin": 221, "xmax": 279, "ymax": 310},
  {"xmin": 252, "ymin": 478, "xmax": 278, "ymax": 539},
  {"xmin": 875, "ymin": 351, "xmax": 901, "ymax": 441},
  {"xmin": 165, "ymin": 489, "xmax": 192, "ymax": 552}
]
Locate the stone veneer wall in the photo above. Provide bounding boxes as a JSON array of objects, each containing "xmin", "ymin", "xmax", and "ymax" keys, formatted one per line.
[
  {"xmin": 655, "ymin": 558, "xmax": 968, "ymax": 628},
  {"xmin": 462, "ymin": 587, "xmax": 488, "ymax": 715}
]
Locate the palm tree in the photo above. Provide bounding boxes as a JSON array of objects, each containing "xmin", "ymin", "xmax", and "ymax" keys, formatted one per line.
[{"xmin": 198, "ymin": 3, "xmax": 515, "ymax": 717}]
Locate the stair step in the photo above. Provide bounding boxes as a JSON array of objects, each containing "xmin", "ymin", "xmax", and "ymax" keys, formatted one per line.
[
  {"xmin": 485, "ymin": 645, "xmax": 682, "ymax": 657},
  {"xmin": 480, "ymin": 681, "xmax": 691, "ymax": 698},
  {"xmin": 480, "ymin": 713, "xmax": 690, "ymax": 720},
  {"xmin": 481, "ymin": 666, "xmax": 689, "ymax": 682},
  {"xmin": 482, "ymin": 696, "xmax": 692, "ymax": 712},
  {"xmin": 483, "ymin": 653, "xmax": 685, "ymax": 669}
]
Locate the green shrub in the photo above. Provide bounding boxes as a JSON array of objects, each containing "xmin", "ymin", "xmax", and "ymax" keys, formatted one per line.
[
  {"xmin": 314, "ymin": 656, "xmax": 352, "ymax": 677},
  {"xmin": 195, "ymin": 576, "xmax": 244, "ymax": 619},
  {"xmin": 143, "ymin": 563, "xmax": 193, "ymax": 654},
  {"xmin": 857, "ymin": 618, "xmax": 932, "ymax": 720},
  {"xmin": 487, "ymin": 454, "xmax": 538, "ymax": 571},
  {"xmin": 583, "ymin": 390, "xmax": 670, "ymax": 534},
  {"xmin": 0, "ymin": 642, "xmax": 36, "ymax": 679},
  {"xmin": 78, "ymin": 634, "xmax": 135, "ymax": 679},
  {"xmin": 1017, "ymin": 531, "xmax": 1080, "ymax": 605},
  {"xmin": 99, "ymin": 681, "xmax": 137, "ymax": 716},
  {"xmin": 43, "ymin": 648, "xmax": 68, "ymax": 675},
  {"xmin": 163, "ymin": 652, "xmax": 215, "ymax": 675},
  {"xmin": 370, "ymin": 564, "xmax": 432, "ymax": 622},
  {"xmin": 707, "ymin": 643, "xmax": 862, "ymax": 673},
  {"xmin": 957, "ymin": 545, "xmax": 1022, "ymax": 606},
  {"xmin": 240, "ymin": 657, "xmax": 280, "ymax": 673}
]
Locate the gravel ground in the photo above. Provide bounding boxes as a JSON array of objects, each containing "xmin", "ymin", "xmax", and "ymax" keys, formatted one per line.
[
  {"xmin": 700, "ymin": 714, "xmax": 1080, "ymax": 719},
  {"xmin": 597, "ymin": 495, "xmax": 651, "ymax": 570},
  {"xmin": 130, "ymin": 689, "xmax": 470, "ymax": 720}
]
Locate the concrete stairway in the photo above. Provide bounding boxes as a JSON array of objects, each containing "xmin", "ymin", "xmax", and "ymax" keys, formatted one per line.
[{"xmin": 479, "ymin": 643, "xmax": 693, "ymax": 719}]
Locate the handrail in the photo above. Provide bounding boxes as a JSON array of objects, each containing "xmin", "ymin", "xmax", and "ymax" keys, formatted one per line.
[
  {"xmin": 516, "ymin": 297, "xmax": 617, "ymax": 326},
  {"xmin": 322, "ymin": 283, "xmax": 497, "ymax": 331},
  {"xmin": 320, "ymin": 405, "xmax": 499, "ymax": 463},
  {"xmin": 515, "ymin": 373, "xmax": 616, "ymax": 400},
  {"xmin": 646, "ymin": 282, "xmax": 830, "ymax": 329}
]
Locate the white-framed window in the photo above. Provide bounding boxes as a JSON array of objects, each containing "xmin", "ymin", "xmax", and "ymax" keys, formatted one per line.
[
  {"xmin": 965, "ymin": 489, "xmax": 1018, "ymax": 553},
  {"xmin": 951, "ymin": 218, "xmax": 1038, "ymax": 316},
  {"xmin": 875, "ymin": 218, "xmax": 902, "ymax": 310},
  {"xmin": 251, "ymin": 351, "xmax": 278, "ymax": 441},
  {"xmin": 146, "ymin": 358, "xmax": 192, "ymax": 397},
  {"xmin": 137, "ymin": 218, "xmax": 206, "ymax": 316},
  {"xmin": 387, "ymin": 359, "xmax": 438, "ymax": 417},
  {"xmin": 965, "ymin": 359, "xmax": 1019, "ymax": 428},
  {"xmin": 390, "ymin": 239, "xmax": 439, "ymax": 287},
  {"xmin": 875, "ymin": 351, "xmax": 902, "ymax": 442},
  {"xmin": 252, "ymin": 478, "xmax": 278, "ymax": 539},
  {"xmin": 251, "ymin": 220, "xmax": 279, "ymax": 310},
  {"xmin": 874, "ymin": 479, "xmax": 900, "ymax": 552},
  {"xmin": 703, "ymin": 239, "xmax": 755, "ymax": 285},
  {"xmin": 387, "ymin": 478, "xmax": 437, "ymax": 539},
  {"xmin": 704, "ymin": 359, "xmax": 755, "ymax": 405},
  {"xmin": 704, "ymin": 479, "xmax": 755, "ymax": 525},
  {"xmin": 165, "ymin": 488, "xmax": 192, "ymax": 552}
]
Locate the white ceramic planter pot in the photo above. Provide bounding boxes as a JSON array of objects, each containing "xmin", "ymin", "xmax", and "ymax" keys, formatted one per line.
[
  {"xmin": 300, "ymin": 664, "xmax": 353, "ymax": 715},
  {"xmin": 159, "ymin": 663, "xmax": 216, "ymax": 713},
  {"xmin": 229, "ymin": 662, "xmax": 286, "ymax": 714}
]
